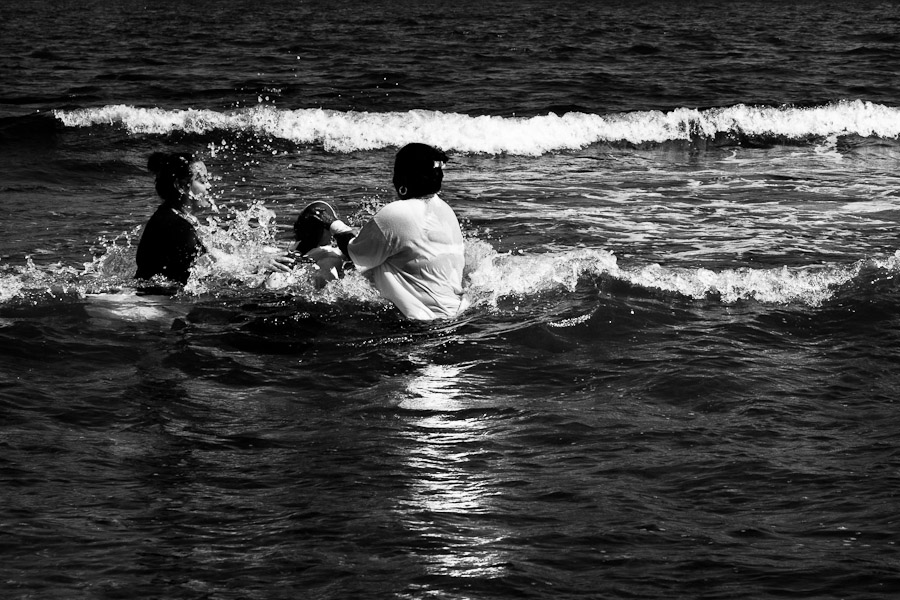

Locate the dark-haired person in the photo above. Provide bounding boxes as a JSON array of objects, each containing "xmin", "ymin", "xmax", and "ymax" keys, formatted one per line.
[
  {"xmin": 135, "ymin": 152, "xmax": 291, "ymax": 290},
  {"xmin": 134, "ymin": 152, "xmax": 212, "ymax": 286},
  {"xmin": 288, "ymin": 201, "xmax": 347, "ymax": 288},
  {"xmin": 311, "ymin": 143, "xmax": 467, "ymax": 320}
]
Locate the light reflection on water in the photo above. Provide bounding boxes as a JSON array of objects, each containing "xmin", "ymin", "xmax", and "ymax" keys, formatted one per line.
[{"xmin": 397, "ymin": 362, "xmax": 511, "ymax": 579}]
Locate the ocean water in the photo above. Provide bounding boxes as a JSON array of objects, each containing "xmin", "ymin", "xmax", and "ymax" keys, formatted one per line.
[{"xmin": 3, "ymin": 1, "xmax": 900, "ymax": 598}]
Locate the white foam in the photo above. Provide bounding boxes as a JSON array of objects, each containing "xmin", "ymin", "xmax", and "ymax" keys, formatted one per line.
[
  {"xmin": 621, "ymin": 263, "xmax": 857, "ymax": 306},
  {"xmin": 463, "ymin": 240, "xmax": 865, "ymax": 308},
  {"xmin": 464, "ymin": 243, "xmax": 619, "ymax": 308},
  {"xmin": 1, "ymin": 201, "xmax": 891, "ymax": 310},
  {"xmin": 54, "ymin": 100, "xmax": 900, "ymax": 156}
]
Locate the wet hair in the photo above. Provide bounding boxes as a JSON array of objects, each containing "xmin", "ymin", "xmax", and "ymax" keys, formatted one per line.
[
  {"xmin": 148, "ymin": 151, "xmax": 196, "ymax": 205},
  {"xmin": 293, "ymin": 201, "xmax": 333, "ymax": 255},
  {"xmin": 392, "ymin": 143, "xmax": 449, "ymax": 199}
]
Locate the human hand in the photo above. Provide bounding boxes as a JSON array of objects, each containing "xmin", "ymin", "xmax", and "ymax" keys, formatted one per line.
[
  {"xmin": 260, "ymin": 248, "xmax": 295, "ymax": 273},
  {"xmin": 310, "ymin": 203, "xmax": 338, "ymax": 226}
]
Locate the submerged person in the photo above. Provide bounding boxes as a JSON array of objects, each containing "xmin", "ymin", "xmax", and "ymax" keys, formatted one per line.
[
  {"xmin": 288, "ymin": 201, "xmax": 348, "ymax": 288},
  {"xmin": 135, "ymin": 151, "xmax": 290, "ymax": 288},
  {"xmin": 310, "ymin": 143, "xmax": 468, "ymax": 320}
]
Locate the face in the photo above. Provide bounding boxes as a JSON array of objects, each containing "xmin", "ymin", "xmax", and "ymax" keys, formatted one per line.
[{"xmin": 186, "ymin": 161, "xmax": 216, "ymax": 212}]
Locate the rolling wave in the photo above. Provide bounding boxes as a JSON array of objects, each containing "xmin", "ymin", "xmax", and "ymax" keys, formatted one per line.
[
  {"xmin": 2, "ymin": 229, "xmax": 897, "ymax": 312},
  {"xmin": 51, "ymin": 100, "xmax": 900, "ymax": 155},
  {"xmin": 463, "ymin": 242, "xmax": 878, "ymax": 308}
]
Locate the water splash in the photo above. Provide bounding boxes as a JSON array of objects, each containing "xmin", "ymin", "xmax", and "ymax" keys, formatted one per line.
[
  {"xmin": 0, "ymin": 257, "xmax": 85, "ymax": 304},
  {"xmin": 463, "ymin": 240, "xmax": 883, "ymax": 310},
  {"xmin": 464, "ymin": 242, "xmax": 617, "ymax": 309},
  {"xmin": 182, "ymin": 202, "xmax": 384, "ymax": 307},
  {"xmin": 2, "ymin": 203, "xmax": 898, "ymax": 312},
  {"xmin": 621, "ymin": 263, "xmax": 857, "ymax": 306}
]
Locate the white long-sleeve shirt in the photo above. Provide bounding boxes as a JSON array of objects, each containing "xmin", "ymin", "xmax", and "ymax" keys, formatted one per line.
[{"xmin": 346, "ymin": 195, "xmax": 467, "ymax": 320}]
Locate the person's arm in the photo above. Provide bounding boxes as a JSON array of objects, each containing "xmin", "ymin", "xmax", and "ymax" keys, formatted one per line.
[
  {"xmin": 310, "ymin": 204, "xmax": 355, "ymax": 260},
  {"xmin": 328, "ymin": 220, "xmax": 355, "ymax": 260},
  {"xmin": 343, "ymin": 219, "xmax": 394, "ymax": 269},
  {"xmin": 311, "ymin": 203, "xmax": 396, "ymax": 268}
]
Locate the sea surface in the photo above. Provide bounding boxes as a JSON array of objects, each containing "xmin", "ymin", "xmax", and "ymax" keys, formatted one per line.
[{"xmin": 3, "ymin": 1, "xmax": 900, "ymax": 598}]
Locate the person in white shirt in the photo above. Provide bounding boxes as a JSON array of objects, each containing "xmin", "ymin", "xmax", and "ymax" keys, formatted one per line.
[{"xmin": 311, "ymin": 143, "xmax": 468, "ymax": 320}]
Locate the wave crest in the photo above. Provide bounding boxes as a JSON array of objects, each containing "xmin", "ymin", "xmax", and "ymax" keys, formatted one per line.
[
  {"xmin": 53, "ymin": 100, "xmax": 900, "ymax": 156},
  {"xmin": 2, "ymin": 204, "xmax": 897, "ymax": 311},
  {"xmin": 464, "ymin": 243, "xmax": 888, "ymax": 309}
]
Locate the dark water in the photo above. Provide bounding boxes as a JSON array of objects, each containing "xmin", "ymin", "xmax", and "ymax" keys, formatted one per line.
[
  {"xmin": 6, "ymin": 0, "xmax": 900, "ymax": 117},
  {"xmin": 3, "ymin": 1, "xmax": 900, "ymax": 598}
]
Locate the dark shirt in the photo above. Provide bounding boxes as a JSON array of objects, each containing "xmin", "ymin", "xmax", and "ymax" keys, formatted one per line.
[{"xmin": 135, "ymin": 206, "xmax": 204, "ymax": 285}]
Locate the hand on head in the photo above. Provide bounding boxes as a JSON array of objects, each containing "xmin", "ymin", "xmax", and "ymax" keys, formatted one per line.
[{"xmin": 309, "ymin": 203, "xmax": 338, "ymax": 226}]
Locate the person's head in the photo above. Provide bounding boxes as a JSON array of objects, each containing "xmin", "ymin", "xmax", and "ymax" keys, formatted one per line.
[
  {"xmin": 392, "ymin": 143, "xmax": 449, "ymax": 200},
  {"xmin": 292, "ymin": 201, "xmax": 334, "ymax": 255},
  {"xmin": 147, "ymin": 151, "xmax": 213, "ymax": 212}
]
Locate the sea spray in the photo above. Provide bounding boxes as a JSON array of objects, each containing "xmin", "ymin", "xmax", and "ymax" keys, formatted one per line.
[
  {"xmin": 621, "ymin": 263, "xmax": 856, "ymax": 306},
  {"xmin": 0, "ymin": 258, "xmax": 83, "ymax": 304},
  {"xmin": 463, "ymin": 240, "xmax": 867, "ymax": 310},
  {"xmin": 464, "ymin": 243, "xmax": 618, "ymax": 310},
  {"xmin": 1, "ymin": 203, "xmax": 894, "ymax": 311}
]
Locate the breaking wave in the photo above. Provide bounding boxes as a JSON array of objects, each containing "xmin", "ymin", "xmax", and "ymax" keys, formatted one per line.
[{"xmin": 51, "ymin": 100, "xmax": 900, "ymax": 156}]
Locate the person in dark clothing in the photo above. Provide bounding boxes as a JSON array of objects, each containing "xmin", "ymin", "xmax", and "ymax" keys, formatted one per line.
[
  {"xmin": 135, "ymin": 151, "xmax": 291, "ymax": 289},
  {"xmin": 135, "ymin": 152, "xmax": 213, "ymax": 285}
]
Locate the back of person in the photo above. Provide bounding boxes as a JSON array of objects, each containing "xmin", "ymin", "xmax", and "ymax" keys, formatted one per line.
[
  {"xmin": 349, "ymin": 195, "xmax": 465, "ymax": 320},
  {"xmin": 134, "ymin": 151, "xmax": 211, "ymax": 286},
  {"xmin": 135, "ymin": 207, "xmax": 203, "ymax": 285},
  {"xmin": 309, "ymin": 143, "xmax": 468, "ymax": 320}
]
